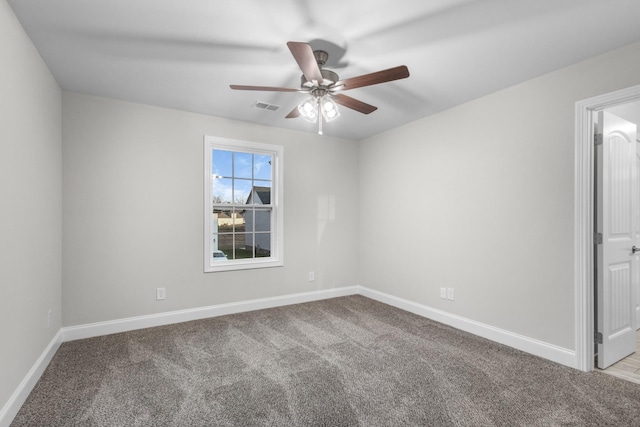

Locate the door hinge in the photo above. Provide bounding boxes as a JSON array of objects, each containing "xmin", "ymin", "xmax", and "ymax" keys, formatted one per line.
[
  {"xmin": 595, "ymin": 331, "xmax": 603, "ymax": 344},
  {"xmin": 594, "ymin": 133, "xmax": 603, "ymax": 146},
  {"xmin": 595, "ymin": 233, "xmax": 603, "ymax": 245}
]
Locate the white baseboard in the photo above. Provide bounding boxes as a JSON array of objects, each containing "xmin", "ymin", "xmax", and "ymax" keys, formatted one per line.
[
  {"xmin": 0, "ymin": 330, "xmax": 63, "ymax": 427},
  {"xmin": 358, "ymin": 286, "xmax": 577, "ymax": 369},
  {"xmin": 63, "ymin": 286, "xmax": 359, "ymax": 342}
]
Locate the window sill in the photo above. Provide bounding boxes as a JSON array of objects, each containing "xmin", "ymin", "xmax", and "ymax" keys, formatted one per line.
[{"xmin": 204, "ymin": 258, "xmax": 284, "ymax": 273}]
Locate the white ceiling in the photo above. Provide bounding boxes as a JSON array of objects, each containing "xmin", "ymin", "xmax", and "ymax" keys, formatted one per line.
[{"xmin": 9, "ymin": 0, "xmax": 640, "ymax": 140}]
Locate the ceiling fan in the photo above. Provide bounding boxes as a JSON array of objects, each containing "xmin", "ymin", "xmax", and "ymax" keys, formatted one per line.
[{"xmin": 230, "ymin": 41, "xmax": 410, "ymax": 134}]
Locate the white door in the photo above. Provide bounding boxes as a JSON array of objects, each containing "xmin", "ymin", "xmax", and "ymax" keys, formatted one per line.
[
  {"xmin": 596, "ymin": 111, "xmax": 638, "ymax": 369},
  {"xmin": 637, "ymin": 139, "xmax": 640, "ymax": 330}
]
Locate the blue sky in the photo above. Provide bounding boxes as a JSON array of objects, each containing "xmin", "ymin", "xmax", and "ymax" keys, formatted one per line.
[{"xmin": 211, "ymin": 149, "xmax": 272, "ymax": 203}]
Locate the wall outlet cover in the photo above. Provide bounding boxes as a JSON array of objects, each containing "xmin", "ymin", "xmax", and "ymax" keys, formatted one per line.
[{"xmin": 447, "ymin": 288, "xmax": 455, "ymax": 301}]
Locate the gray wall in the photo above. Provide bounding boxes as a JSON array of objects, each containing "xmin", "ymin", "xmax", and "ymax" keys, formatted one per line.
[
  {"xmin": 358, "ymin": 41, "xmax": 640, "ymax": 350},
  {"xmin": 0, "ymin": 0, "xmax": 62, "ymax": 411},
  {"xmin": 62, "ymin": 92, "xmax": 359, "ymax": 326}
]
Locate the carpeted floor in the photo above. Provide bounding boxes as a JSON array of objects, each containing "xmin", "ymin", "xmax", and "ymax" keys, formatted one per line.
[{"xmin": 11, "ymin": 295, "xmax": 640, "ymax": 426}]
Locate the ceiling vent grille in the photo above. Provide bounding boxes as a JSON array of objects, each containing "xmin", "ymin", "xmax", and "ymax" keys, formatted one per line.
[{"xmin": 253, "ymin": 101, "xmax": 280, "ymax": 112}]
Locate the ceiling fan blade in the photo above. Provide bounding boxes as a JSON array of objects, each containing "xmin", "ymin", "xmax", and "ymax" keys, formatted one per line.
[
  {"xmin": 333, "ymin": 65, "xmax": 410, "ymax": 91},
  {"xmin": 287, "ymin": 41, "xmax": 323, "ymax": 83},
  {"xmin": 230, "ymin": 85, "xmax": 301, "ymax": 92},
  {"xmin": 285, "ymin": 107, "xmax": 300, "ymax": 119},
  {"xmin": 332, "ymin": 94, "xmax": 378, "ymax": 114}
]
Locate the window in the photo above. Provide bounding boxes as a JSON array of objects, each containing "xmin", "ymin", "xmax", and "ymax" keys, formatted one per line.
[{"xmin": 204, "ymin": 136, "xmax": 283, "ymax": 272}]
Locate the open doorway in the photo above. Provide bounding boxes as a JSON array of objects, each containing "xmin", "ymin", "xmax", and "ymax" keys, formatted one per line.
[
  {"xmin": 596, "ymin": 102, "xmax": 640, "ymax": 380},
  {"xmin": 605, "ymin": 101, "xmax": 640, "ymax": 334},
  {"xmin": 575, "ymin": 84, "xmax": 640, "ymax": 373},
  {"xmin": 593, "ymin": 106, "xmax": 640, "ymax": 372}
]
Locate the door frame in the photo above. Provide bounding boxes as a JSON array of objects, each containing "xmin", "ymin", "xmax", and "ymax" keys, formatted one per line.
[{"xmin": 575, "ymin": 84, "xmax": 640, "ymax": 371}]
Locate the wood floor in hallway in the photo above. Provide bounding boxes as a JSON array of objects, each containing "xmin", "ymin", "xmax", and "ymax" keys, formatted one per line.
[{"xmin": 600, "ymin": 330, "xmax": 640, "ymax": 385}]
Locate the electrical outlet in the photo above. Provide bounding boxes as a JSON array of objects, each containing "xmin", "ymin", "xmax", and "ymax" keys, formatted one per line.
[
  {"xmin": 447, "ymin": 288, "xmax": 455, "ymax": 301},
  {"xmin": 156, "ymin": 287, "xmax": 166, "ymax": 301},
  {"xmin": 308, "ymin": 271, "xmax": 315, "ymax": 282},
  {"xmin": 440, "ymin": 288, "xmax": 447, "ymax": 299},
  {"xmin": 47, "ymin": 310, "xmax": 52, "ymax": 328}
]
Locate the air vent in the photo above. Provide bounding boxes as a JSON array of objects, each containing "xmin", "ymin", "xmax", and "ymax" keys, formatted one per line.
[{"xmin": 253, "ymin": 101, "xmax": 280, "ymax": 112}]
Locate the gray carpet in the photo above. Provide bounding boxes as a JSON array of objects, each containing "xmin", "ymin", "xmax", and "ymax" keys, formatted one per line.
[{"xmin": 11, "ymin": 295, "xmax": 640, "ymax": 426}]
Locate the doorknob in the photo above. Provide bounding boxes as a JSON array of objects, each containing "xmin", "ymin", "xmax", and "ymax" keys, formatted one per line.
[{"xmin": 633, "ymin": 246, "xmax": 640, "ymax": 254}]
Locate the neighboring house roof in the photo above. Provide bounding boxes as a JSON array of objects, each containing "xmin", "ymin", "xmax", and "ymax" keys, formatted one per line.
[
  {"xmin": 213, "ymin": 210, "xmax": 244, "ymax": 219},
  {"xmin": 247, "ymin": 186, "xmax": 271, "ymax": 205}
]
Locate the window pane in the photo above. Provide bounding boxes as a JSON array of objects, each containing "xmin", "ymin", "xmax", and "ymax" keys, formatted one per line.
[
  {"xmin": 234, "ymin": 179, "xmax": 252, "ymax": 204},
  {"xmin": 217, "ymin": 235, "xmax": 233, "ymax": 259},
  {"xmin": 212, "ymin": 178, "xmax": 233, "ymax": 204},
  {"xmin": 249, "ymin": 184, "xmax": 271, "ymax": 205},
  {"xmin": 235, "ymin": 233, "xmax": 253, "ymax": 259},
  {"xmin": 234, "ymin": 152, "xmax": 253, "ymax": 179},
  {"xmin": 211, "ymin": 239, "xmax": 229, "ymax": 262},
  {"xmin": 254, "ymin": 154, "xmax": 272, "ymax": 180},
  {"xmin": 212, "ymin": 150, "xmax": 233, "ymax": 178},
  {"xmin": 254, "ymin": 209, "xmax": 271, "ymax": 232},
  {"xmin": 213, "ymin": 209, "xmax": 233, "ymax": 231},
  {"xmin": 255, "ymin": 233, "xmax": 271, "ymax": 258},
  {"xmin": 233, "ymin": 210, "xmax": 246, "ymax": 233}
]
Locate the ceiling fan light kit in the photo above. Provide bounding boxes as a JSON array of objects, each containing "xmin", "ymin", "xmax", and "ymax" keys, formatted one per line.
[{"xmin": 230, "ymin": 41, "xmax": 410, "ymax": 135}]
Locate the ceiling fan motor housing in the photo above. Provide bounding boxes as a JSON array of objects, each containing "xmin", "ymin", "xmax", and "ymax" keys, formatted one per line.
[
  {"xmin": 313, "ymin": 50, "xmax": 329, "ymax": 67},
  {"xmin": 299, "ymin": 49, "xmax": 338, "ymax": 89},
  {"xmin": 300, "ymin": 69, "xmax": 339, "ymax": 88}
]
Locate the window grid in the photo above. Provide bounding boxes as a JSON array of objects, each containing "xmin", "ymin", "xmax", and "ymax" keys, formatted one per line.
[{"xmin": 212, "ymin": 151, "xmax": 272, "ymax": 260}]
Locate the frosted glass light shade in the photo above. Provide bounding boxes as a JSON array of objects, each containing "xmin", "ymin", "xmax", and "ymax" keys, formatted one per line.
[
  {"xmin": 298, "ymin": 96, "xmax": 318, "ymax": 122},
  {"xmin": 320, "ymin": 97, "xmax": 340, "ymax": 122}
]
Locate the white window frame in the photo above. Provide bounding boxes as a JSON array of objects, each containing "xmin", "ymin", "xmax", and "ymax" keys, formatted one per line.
[{"xmin": 204, "ymin": 136, "xmax": 284, "ymax": 272}]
